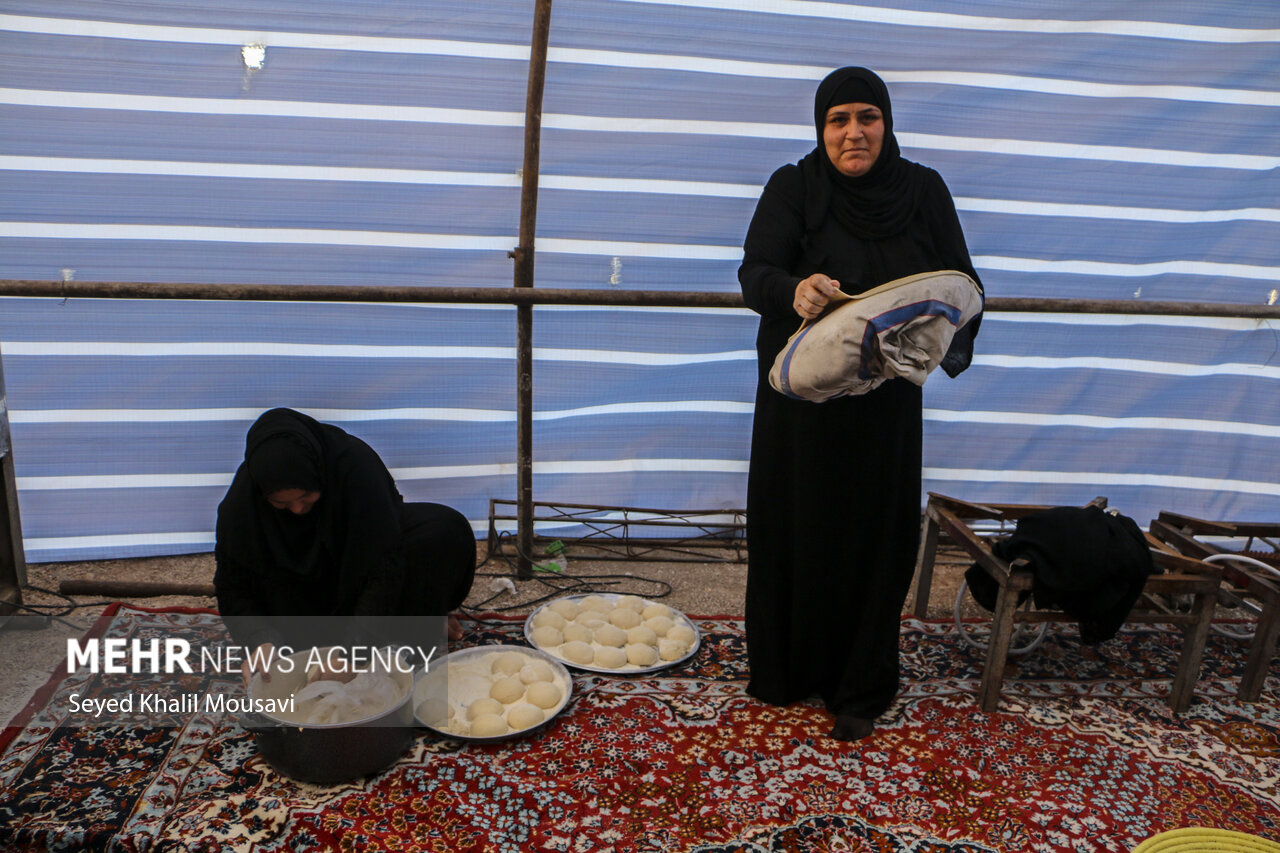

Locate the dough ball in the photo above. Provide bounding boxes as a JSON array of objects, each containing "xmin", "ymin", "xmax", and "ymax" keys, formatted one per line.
[
  {"xmin": 627, "ymin": 625, "xmax": 658, "ymax": 646},
  {"xmin": 580, "ymin": 594, "xmax": 610, "ymax": 612},
  {"xmin": 562, "ymin": 622, "xmax": 594, "ymax": 644},
  {"xmin": 643, "ymin": 603, "xmax": 673, "ymax": 621},
  {"xmin": 616, "ymin": 595, "xmax": 646, "ymax": 613},
  {"xmin": 532, "ymin": 609, "xmax": 566, "ymax": 631},
  {"xmin": 594, "ymin": 646, "xmax": 628, "ymax": 669},
  {"xmin": 531, "ymin": 626, "xmax": 563, "ymax": 648},
  {"xmin": 471, "ymin": 712, "xmax": 509, "ymax": 738},
  {"xmin": 626, "ymin": 643, "xmax": 659, "ymax": 667},
  {"xmin": 658, "ymin": 638, "xmax": 689, "ymax": 662},
  {"xmin": 492, "ymin": 651, "xmax": 527, "ymax": 676},
  {"xmin": 593, "ymin": 623, "xmax": 627, "ymax": 648},
  {"xmin": 561, "ymin": 640, "xmax": 595, "ymax": 665},
  {"xmin": 644, "ymin": 615, "xmax": 675, "ymax": 637},
  {"xmin": 505, "ymin": 702, "xmax": 545, "ymax": 731},
  {"xmin": 526, "ymin": 680, "xmax": 563, "ymax": 710},
  {"xmin": 608, "ymin": 608, "xmax": 642, "ymax": 629},
  {"xmin": 667, "ymin": 623, "xmax": 697, "ymax": 646},
  {"xmin": 548, "ymin": 598, "xmax": 581, "ymax": 619},
  {"xmin": 490, "ymin": 676, "xmax": 526, "ymax": 705},
  {"xmin": 519, "ymin": 661, "xmax": 556, "ymax": 684},
  {"xmin": 575, "ymin": 609, "xmax": 609, "ymax": 626},
  {"xmin": 416, "ymin": 697, "xmax": 449, "ymax": 728},
  {"xmin": 467, "ymin": 697, "xmax": 505, "ymax": 720}
]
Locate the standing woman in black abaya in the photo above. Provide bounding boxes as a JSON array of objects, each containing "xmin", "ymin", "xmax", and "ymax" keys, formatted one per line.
[{"xmin": 739, "ymin": 67, "xmax": 982, "ymax": 740}]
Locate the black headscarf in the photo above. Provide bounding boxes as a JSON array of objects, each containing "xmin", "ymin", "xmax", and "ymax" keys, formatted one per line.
[
  {"xmin": 799, "ymin": 66, "xmax": 930, "ymax": 241},
  {"xmin": 226, "ymin": 408, "xmax": 332, "ymax": 576}
]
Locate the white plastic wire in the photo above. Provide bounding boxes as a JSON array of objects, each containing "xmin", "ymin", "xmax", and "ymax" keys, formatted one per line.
[
  {"xmin": 1201, "ymin": 552, "xmax": 1280, "ymax": 640},
  {"xmin": 954, "ymin": 577, "xmax": 1049, "ymax": 656}
]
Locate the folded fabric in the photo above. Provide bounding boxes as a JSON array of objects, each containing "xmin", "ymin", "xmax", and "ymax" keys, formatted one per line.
[
  {"xmin": 770, "ymin": 269, "xmax": 983, "ymax": 402},
  {"xmin": 964, "ymin": 505, "xmax": 1156, "ymax": 644}
]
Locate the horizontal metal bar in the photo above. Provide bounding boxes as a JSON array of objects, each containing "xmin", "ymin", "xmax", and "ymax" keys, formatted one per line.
[{"xmin": 1, "ymin": 280, "xmax": 1278, "ymax": 318}]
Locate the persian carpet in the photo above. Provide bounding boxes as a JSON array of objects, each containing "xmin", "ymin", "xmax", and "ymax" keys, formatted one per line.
[{"xmin": 1, "ymin": 604, "xmax": 1277, "ymax": 852}]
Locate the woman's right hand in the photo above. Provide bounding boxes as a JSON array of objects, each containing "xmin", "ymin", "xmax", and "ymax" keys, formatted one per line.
[
  {"xmin": 794, "ymin": 273, "xmax": 841, "ymax": 320},
  {"xmin": 242, "ymin": 642, "xmax": 274, "ymax": 688}
]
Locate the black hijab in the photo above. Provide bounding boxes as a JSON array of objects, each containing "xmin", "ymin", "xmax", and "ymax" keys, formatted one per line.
[
  {"xmin": 223, "ymin": 408, "xmax": 332, "ymax": 576},
  {"xmin": 799, "ymin": 66, "xmax": 930, "ymax": 241}
]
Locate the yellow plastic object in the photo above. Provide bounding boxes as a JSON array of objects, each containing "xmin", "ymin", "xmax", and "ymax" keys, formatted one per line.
[{"xmin": 1132, "ymin": 828, "xmax": 1280, "ymax": 853}]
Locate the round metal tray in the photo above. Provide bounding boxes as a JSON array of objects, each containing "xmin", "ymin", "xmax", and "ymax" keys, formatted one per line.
[
  {"xmin": 413, "ymin": 644, "xmax": 572, "ymax": 742},
  {"xmin": 523, "ymin": 593, "xmax": 701, "ymax": 675}
]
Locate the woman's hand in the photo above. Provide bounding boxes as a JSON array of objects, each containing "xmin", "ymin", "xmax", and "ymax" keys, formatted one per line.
[
  {"xmin": 242, "ymin": 642, "xmax": 274, "ymax": 688},
  {"xmin": 794, "ymin": 274, "xmax": 841, "ymax": 320}
]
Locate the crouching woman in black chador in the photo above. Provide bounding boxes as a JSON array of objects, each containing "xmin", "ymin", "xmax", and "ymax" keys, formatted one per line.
[{"xmin": 214, "ymin": 408, "xmax": 476, "ymax": 667}]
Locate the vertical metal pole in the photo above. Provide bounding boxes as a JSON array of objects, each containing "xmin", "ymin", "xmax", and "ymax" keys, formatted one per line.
[
  {"xmin": 512, "ymin": 0, "xmax": 553, "ymax": 578},
  {"xmin": 0, "ymin": 341, "xmax": 27, "ymax": 627}
]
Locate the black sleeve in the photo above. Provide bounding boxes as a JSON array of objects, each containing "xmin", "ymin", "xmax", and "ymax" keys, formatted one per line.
[
  {"xmin": 213, "ymin": 543, "xmax": 276, "ymax": 651},
  {"xmin": 738, "ymin": 165, "xmax": 805, "ymax": 320},
  {"xmin": 922, "ymin": 169, "xmax": 984, "ymax": 377},
  {"xmin": 333, "ymin": 447, "xmax": 408, "ymax": 617}
]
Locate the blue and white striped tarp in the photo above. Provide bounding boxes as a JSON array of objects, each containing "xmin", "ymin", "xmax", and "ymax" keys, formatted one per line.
[{"xmin": 1, "ymin": 1, "xmax": 1277, "ymax": 563}]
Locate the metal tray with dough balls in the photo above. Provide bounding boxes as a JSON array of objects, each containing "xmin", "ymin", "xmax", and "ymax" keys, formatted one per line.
[
  {"xmin": 413, "ymin": 644, "xmax": 573, "ymax": 742},
  {"xmin": 523, "ymin": 593, "xmax": 701, "ymax": 674}
]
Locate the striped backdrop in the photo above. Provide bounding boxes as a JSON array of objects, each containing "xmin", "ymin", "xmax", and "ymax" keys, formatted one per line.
[{"xmin": 0, "ymin": 1, "xmax": 1277, "ymax": 563}]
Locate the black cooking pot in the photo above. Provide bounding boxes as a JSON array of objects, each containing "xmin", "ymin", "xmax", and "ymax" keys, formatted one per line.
[{"xmin": 244, "ymin": 649, "xmax": 415, "ymax": 784}]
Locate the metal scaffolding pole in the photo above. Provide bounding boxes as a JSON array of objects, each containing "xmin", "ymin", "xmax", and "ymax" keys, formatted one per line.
[
  {"xmin": 512, "ymin": 0, "xmax": 554, "ymax": 579},
  {"xmin": 2, "ymin": 281, "xmax": 1277, "ymax": 319}
]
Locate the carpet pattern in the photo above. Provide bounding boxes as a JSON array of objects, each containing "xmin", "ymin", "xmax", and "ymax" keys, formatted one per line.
[{"xmin": 1, "ymin": 605, "xmax": 1277, "ymax": 852}]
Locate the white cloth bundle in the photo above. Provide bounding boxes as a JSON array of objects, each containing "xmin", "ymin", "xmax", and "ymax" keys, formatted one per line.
[{"xmin": 769, "ymin": 269, "xmax": 983, "ymax": 402}]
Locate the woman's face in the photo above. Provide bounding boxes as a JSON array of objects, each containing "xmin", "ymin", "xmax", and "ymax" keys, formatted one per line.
[
  {"xmin": 823, "ymin": 102, "xmax": 884, "ymax": 177},
  {"xmin": 266, "ymin": 488, "xmax": 322, "ymax": 515}
]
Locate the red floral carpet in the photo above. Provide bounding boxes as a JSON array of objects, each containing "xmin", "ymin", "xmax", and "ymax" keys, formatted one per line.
[{"xmin": 1, "ymin": 604, "xmax": 1278, "ymax": 852}]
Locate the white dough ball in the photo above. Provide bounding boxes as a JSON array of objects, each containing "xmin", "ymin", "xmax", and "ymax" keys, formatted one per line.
[
  {"xmin": 549, "ymin": 598, "xmax": 581, "ymax": 619},
  {"xmin": 644, "ymin": 615, "xmax": 675, "ymax": 637},
  {"xmin": 491, "ymin": 651, "xmax": 527, "ymax": 676},
  {"xmin": 490, "ymin": 676, "xmax": 526, "ymax": 705},
  {"xmin": 667, "ymin": 624, "xmax": 697, "ymax": 646},
  {"xmin": 561, "ymin": 640, "xmax": 595, "ymax": 665},
  {"xmin": 532, "ymin": 609, "xmax": 566, "ymax": 630},
  {"xmin": 594, "ymin": 646, "xmax": 628, "ymax": 669},
  {"xmin": 627, "ymin": 625, "xmax": 658, "ymax": 646},
  {"xmin": 526, "ymin": 680, "xmax": 563, "ymax": 710},
  {"xmin": 506, "ymin": 702, "xmax": 545, "ymax": 730},
  {"xmin": 471, "ymin": 712, "xmax": 509, "ymax": 737},
  {"xmin": 658, "ymin": 638, "xmax": 689, "ymax": 662},
  {"xmin": 580, "ymin": 594, "xmax": 610, "ymax": 612},
  {"xmin": 642, "ymin": 603, "xmax": 673, "ymax": 621},
  {"xmin": 562, "ymin": 622, "xmax": 594, "ymax": 644},
  {"xmin": 575, "ymin": 609, "xmax": 609, "ymax": 626},
  {"xmin": 531, "ymin": 626, "xmax": 563, "ymax": 648},
  {"xmin": 625, "ymin": 643, "xmax": 659, "ymax": 667},
  {"xmin": 593, "ymin": 623, "xmax": 627, "ymax": 648},
  {"xmin": 468, "ymin": 697, "xmax": 504, "ymax": 720},
  {"xmin": 616, "ymin": 595, "xmax": 646, "ymax": 612},
  {"xmin": 416, "ymin": 697, "xmax": 449, "ymax": 728},
  {"xmin": 519, "ymin": 661, "xmax": 556, "ymax": 684},
  {"xmin": 608, "ymin": 608, "xmax": 642, "ymax": 629}
]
